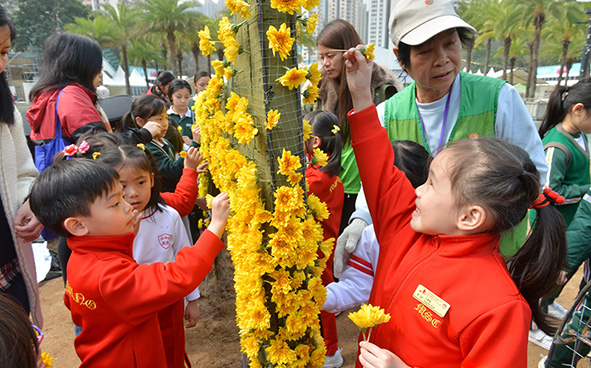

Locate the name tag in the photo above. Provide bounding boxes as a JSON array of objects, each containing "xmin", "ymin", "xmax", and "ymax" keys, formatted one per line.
[{"xmin": 413, "ymin": 284, "xmax": 450, "ymax": 318}]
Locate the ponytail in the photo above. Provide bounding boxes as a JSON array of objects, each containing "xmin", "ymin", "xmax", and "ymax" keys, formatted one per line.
[
  {"xmin": 539, "ymin": 77, "xmax": 591, "ymax": 138},
  {"xmin": 304, "ymin": 110, "xmax": 342, "ymax": 177},
  {"xmin": 508, "ymin": 199, "xmax": 566, "ymax": 336}
]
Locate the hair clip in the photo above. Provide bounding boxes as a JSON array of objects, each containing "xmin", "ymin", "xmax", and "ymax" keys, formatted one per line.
[
  {"xmin": 529, "ymin": 188, "xmax": 566, "ymax": 209},
  {"xmin": 78, "ymin": 140, "xmax": 90, "ymax": 154},
  {"xmin": 331, "ymin": 125, "xmax": 340, "ymax": 135},
  {"xmin": 62, "ymin": 144, "xmax": 78, "ymax": 157},
  {"xmin": 177, "ymin": 126, "xmax": 183, "ymax": 133},
  {"xmin": 92, "ymin": 152, "xmax": 101, "ymax": 160},
  {"xmin": 561, "ymin": 91, "xmax": 569, "ymax": 102},
  {"xmin": 137, "ymin": 143, "xmax": 146, "ymax": 151}
]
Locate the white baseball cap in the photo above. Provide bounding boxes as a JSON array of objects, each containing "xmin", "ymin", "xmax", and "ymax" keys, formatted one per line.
[{"xmin": 390, "ymin": 0, "xmax": 476, "ymax": 47}]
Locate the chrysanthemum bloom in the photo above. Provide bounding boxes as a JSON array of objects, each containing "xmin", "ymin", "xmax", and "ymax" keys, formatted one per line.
[
  {"xmin": 348, "ymin": 304, "xmax": 391, "ymax": 332},
  {"xmin": 277, "ymin": 149, "xmax": 302, "ymax": 177},
  {"xmin": 362, "ymin": 42, "xmax": 376, "ymax": 60},
  {"xmin": 212, "ymin": 60, "xmax": 227, "ymax": 78},
  {"xmin": 302, "ymin": 0, "xmax": 320, "ymax": 11},
  {"xmin": 266, "ymin": 23, "xmax": 295, "ymax": 61},
  {"xmin": 306, "ymin": 13, "xmax": 318, "ymax": 35},
  {"xmin": 302, "ymin": 85, "xmax": 319, "ymax": 105},
  {"xmin": 277, "ymin": 67, "xmax": 308, "ymax": 90},
  {"xmin": 311, "ymin": 148, "xmax": 328, "ymax": 167},
  {"xmin": 270, "ymin": 0, "xmax": 303, "ymax": 15},
  {"xmin": 306, "ymin": 62, "xmax": 321, "ymax": 86},
  {"xmin": 225, "ymin": 0, "xmax": 251, "ymax": 18},
  {"xmin": 198, "ymin": 26, "xmax": 216, "ymax": 56},
  {"xmin": 307, "ymin": 193, "xmax": 330, "ymax": 221},
  {"xmin": 302, "ymin": 119, "xmax": 312, "ymax": 140},
  {"xmin": 224, "ymin": 38, "xmax": 241, "ymax": 64},
  {"xmin": 266, "ymin": 109, "xmax": 280, "ymax": 130}
]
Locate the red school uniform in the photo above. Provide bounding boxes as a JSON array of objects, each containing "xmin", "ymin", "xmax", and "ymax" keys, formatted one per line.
[
  {"xmin": 65, "ymin": 230, "xmax": 223, "ymax": 367},
  {"xmin": 348, "ymin": 105, "xmax": 531, "ymax": 368},
  {"xmin": 306, "ymin": 164, "xmax": 344, "ymax": 356}
]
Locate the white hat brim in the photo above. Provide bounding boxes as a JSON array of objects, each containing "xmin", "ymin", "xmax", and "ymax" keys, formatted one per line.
[{"xmin": 400, "ymin": 15, "xmax": 476, "ymax": 46}]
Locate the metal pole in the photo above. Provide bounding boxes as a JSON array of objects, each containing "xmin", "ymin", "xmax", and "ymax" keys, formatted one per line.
[{"xmin": 580, "ymin": 9, "xmax": 591, "ymax": 79}]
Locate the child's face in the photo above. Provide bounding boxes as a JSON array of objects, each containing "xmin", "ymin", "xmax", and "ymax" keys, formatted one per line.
[
  {"xmin": 76, "ymin": 181, "xmax": 136, "ymax": 237},
  {"xmin": 171, "ymin": 87, "xmax": 191, "ymax": 112},
  {"xmin": 0, "ymin": 25, "xmax": 10, "ymax": 75},
  {"xmin": 411, "ymin": 151, "xmax": 461, "ymax": 235},
  {"xmin": 118, "ymin": 165, "xmax": 154, "ymax": 213},
  {"xmin": 195, "ymin": 76, "xmax": 210, "ymax": 93},
  {"xmin": 138, "ymin": 110, "xmax": 168, "ymax": 139}
]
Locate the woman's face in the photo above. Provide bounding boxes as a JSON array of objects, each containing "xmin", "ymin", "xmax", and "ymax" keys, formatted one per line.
[
  {"xmin": 92, "ymin": 69, "xmax": 103, "ymax": 89},
  {"xmin": 195, "ymin": 76, "xmax": 210, "ymax": 93},
  {"xmin": 0, "ymin": 25, "xmax": 11, "ymax": 75},
  {"xmin": 404, "ymin": 29, "xmax": 462, "ymax": 103},
  {"xmin": 160, "ymin": 82, "xmax": 171, "ymax": 96},
  {"xmin": 318, "ymin": 44, "xmax": 344, "ymax": 80}
]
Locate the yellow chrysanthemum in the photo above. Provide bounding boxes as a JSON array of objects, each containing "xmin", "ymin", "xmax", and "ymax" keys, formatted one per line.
[
  {"xmin": 274, "ymin": 186, "xmax": 304, "ymax": 213},
  {"xmin": 234, "ymin": 115, "xmax": 258, "ymax": 144},
  {"xmin": 266, "ymin": 109, "xmax": 280, "ymax": 130},
  {"xmin": 302, "ymin": 119, "xmax": 312, "ymax": 140},
  {"xmin": 302, "ymin": 85, "xmax": 319, "ymax": 105},
  {"xmin": 198, "ymin": 26, "xmax": 216, "ymax": 56},
  {"xmin": 348, "ymin": 304, "xmax": 391, "ymax": 331},
  {"xmin": 311, "ymin": 148, "xmax": 328, "ymax": 167},
  {"xmin": 212, "ymin": 60, "xmax": 226, "ymax": 78},
  {"xmin": 266, "ymin": 24, "xmax": 295, "ymax": 61},
  {"xmin": 306, "ymin": 62, "xmax": 321, "ymax": 86},
  {"xmin": 270, "ymin": 0, "xmax": 303, "ymax": 14},
  {"xmin": 277, "ymin": 149, "xmax": 302, "ymax": 177},
  {"xmin": 307, "ymin": 193, "xmax": 330, "ymax": 221},
  {"xmin": 302, "ymin": 0, "xmax": 320, "ymax": 11},
  {"xmin": 276, "ymin": 67, "xmax": 308, "ymax": 90},
  {"xmin": 362, "ymin": 42, "xmax": 376, "ymax": 60},
  {"xmin": 224, "ymin": 38, "xmax": 241, "ymax": 64},
  {"xmin": 179, "ymin": 151, "xmax": 187, "ymax": 158},
  {"xmin": 306, "ymin": 13, "xmax": 318, "ymax": 35},
  {"xmin": 225, "ymin": 0, "xmax": 251, "ymax": 18},
  {"xmin": 41, "ymin": 352, "xmax": 53, "ymax": 367}
]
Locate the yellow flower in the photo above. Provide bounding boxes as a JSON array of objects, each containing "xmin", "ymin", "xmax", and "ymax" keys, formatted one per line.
[
  {"xmin": 277, "ymin": 149, "xmax": 302, "ymax": 177},
  {"xmin": 288, "ymin": 173, "xmax": 302, "ymax": 186},
  {"xmin": 302, "ymin": 119, "xmax": 312, "ymax": 140},
  {"xmin": 218, "ymin": 17, "xmax": 234, "ymax": 44},
  {"xmin": 306, "ymin": 13, "xmax": 318, "ymax": 35},
  {"xmin": 224, "ymin": 38, "xmax": 241, "ymax": 64},
  {"xmin": 265, "ymin": 337, "xmax": 297, "ymax": 365},
  {"xmin": 266, "ymin": 109, "xmax": 280, "ymax": 130},
  {"xmin": 198, "ymin": 26, "xmax": 216, "ymax": 56},
  {"xmin": 276, "ymin": 67, "xmax": 308, "ymax": 90},
  {"xmin": 348, "ymin": 304, "xmax": 391, "ymax": 339},
  {"xmin": 302, "ymin": 85, "xmax": 319, "ymax": 105},
  {"xmin": 234, "ymin": 115, "xmax": 258, "ymax": 144},
  {"xmin": 362, "ymin": 42, "xmax": 376, "ymax": 60},
  {"xmin": 311, "ymin": 148, "xmax": 328, "ymax": 167},
  {"xmin": 136, "ymin": 143, "xmax": 145, "ymax": 151},
  {"xmin": 274, "ymin": 186, "xmax": 304, "ymax": 214},
  {"xmin": 307, "ymin": 193, "xmax": 329, "ymax": 221},
  {"xmin": 177, "ymin": 125, "xmax": 182, "ymax": 133},
  {"xmin": 270, "ymin": 0, "xmax": 303, "ymax": 15},
  {"xmin": 225, "ymin": 0, "xmax": 251, "ymax": 18},
  {"xmin": 92, "ymin": 152, "xmax": 101, "ymax": 160},
  {"xmin": 331, "ymin": 124, "xmax": 340, "ymax": 135},
  {"xmin": 179, "ymin": 151, "xmax": 187, "ymax": 158},
  {"xmin": 266, "ymin": 24, "xmax": 295, "ymax": 61},
  {"xmin": 41, "ymin": 352, "xmax": 53, "ymax": 367},
  {"xmin": 306, "ymin": 62, "xmax": 321, "ymax": 86},
  {"xmin": 212, "ymin": 60, "xmax": 227, "ymax": 78},
  {"xmin": 302, "ymin": 0, "xmax": 320, "ymax": 11}
]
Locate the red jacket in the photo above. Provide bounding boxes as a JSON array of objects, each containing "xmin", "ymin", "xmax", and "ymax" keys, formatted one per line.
[
  {"xmin": 161, "ymin": 168, "xmax": 199, "ymax": 217},
  {"xmin": 27, "ymin": 83, "xmax": 108, "ymax": 142},
  {"xmin": 306, "ymin": 165, "xmax": 344, "ymax": 244},
  {"xmin": 65, "ymin": 230, "xmax": 223, "ymax": 367},
  {"xmin": 348, "ymin": 105, "xmax": 531, "ymax": 368}
]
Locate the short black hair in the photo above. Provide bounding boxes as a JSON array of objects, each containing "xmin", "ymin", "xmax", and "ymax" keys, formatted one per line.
[
  {"xmin": 168, "ymin": 79, "xmax": 192, "ymax": 100},
  {"xmin": 29, "ymin": 159, "xmax": 120, "ymax": 237}
]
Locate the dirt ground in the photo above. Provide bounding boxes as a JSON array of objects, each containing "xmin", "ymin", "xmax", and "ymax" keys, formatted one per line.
[{"xmin": 38, "ymin": 249, "xmax": 583, "ymax": 368}]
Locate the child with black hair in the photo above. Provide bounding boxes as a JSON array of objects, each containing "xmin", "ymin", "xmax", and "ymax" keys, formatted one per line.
[
  {"xmin": 343, "ymin": 46, "xmax": 566, "ymax": 368},
  {"xmin": 303, "ymin": 110, "xmax": 344, "ymax": 368},
  {"xmin": 168, "ymin": 79, "xmax": 195, "ymax": 140},
  {"xmin": 147, "ymin": 71, "xmax": 175, "ymax": 105},
  {"xmin": 122, "ymin": 94, "xmax": 199, "ymax": 192},
  {"xmin": 29, "ymin": 158, "xmax": 229, "ymax": 367},
  {"xmin": 323, "ymin": 141, "xmax": 429, "ymax": 315}
]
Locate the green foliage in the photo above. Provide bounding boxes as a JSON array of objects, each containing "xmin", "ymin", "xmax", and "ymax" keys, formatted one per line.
[{"xmin": 12, "ymin": 0, "xmax": 90, "ymax": 51}]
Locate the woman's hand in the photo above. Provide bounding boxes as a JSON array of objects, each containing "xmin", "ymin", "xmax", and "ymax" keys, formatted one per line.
[
  {"xmin": 13, "ymin": 199, "xmax": 43, "ymax": 242},
  {"xmin": 343, "ymin": 45, "xmax": 374, "ymax": 112},
  {"xmin": 359, "ymin": 341, "xmax": 411, "ymax": 368}
]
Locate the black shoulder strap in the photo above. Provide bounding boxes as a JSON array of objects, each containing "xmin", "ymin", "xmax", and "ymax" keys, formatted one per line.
[{"xmin": 544, "ymin": 141, "xmax": 572, "ymax": 170}]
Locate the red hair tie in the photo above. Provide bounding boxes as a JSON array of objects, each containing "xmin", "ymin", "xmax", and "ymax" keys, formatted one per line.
[{"xmin": 529, "ymin": 188, "xmax": 566, "ymax": 209}]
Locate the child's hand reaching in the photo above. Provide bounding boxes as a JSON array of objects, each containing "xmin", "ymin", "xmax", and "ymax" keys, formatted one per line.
[
  {"xmin": 183, "ymin": 147, "xmax": 203, "ymax": 170},
  {"xmin": 207, "ymin": 192, "xmax": 230, "ymax": 239},
  {"xmin": 184, "ymin": 299, "xmax": 201, "ymax": 328},
  {"xmin": 192, "ymin": 124, "xmax": 201, "ymax": 144},
  {"xmin": 359, "ymin": 341, "xmax": 410, "ymax": 368}
]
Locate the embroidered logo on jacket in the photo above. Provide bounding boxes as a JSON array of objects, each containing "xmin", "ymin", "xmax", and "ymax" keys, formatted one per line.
[
  {"xmin": 415, "ymin": 303, "xmax": 442, "ymax": 328},
  {"xmin": 158, "ymin": 233, "xmax": 173, "ymax": 249},
  {"xmin": 65, "ymin": 281, "xmax": 97, "ymax": 310}
]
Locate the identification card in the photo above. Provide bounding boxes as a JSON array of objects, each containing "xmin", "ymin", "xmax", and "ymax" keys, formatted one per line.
[{"xmin": 413, "ymin": 284, "xmax": 450, "ymax": 318}]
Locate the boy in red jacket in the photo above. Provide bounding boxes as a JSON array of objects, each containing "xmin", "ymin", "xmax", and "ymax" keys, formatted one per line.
[{"xmin": 29, "ymin": 158, "xmax": 229, "ymax": 367}]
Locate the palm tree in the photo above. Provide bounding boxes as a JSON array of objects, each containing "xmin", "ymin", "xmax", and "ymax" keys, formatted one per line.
[
  {"xmin": 506, "ymin": 37, "xmax": 530, "ymax": 85},
  {"xmin": 180, "ymin": 11, "xmax": 210, "ymax": 77},
  {"xmin": 456, "ymin": 0, "xmax": 480, "ymax": 73},
  {"xmin": 542, "ymin": 2, "xmax": 586, "ymax": 86},
  {"xmin": 64, "ymin": 16, "xmax": 116, "ymax": 47},
  {"xmin": 128, "ymin": 34, "xmax": 164, "ymax": 90},
  {"xmin": 492, "ymin": 0, "xmax": 523, "ymax": 81},
  {"xmin": 472, "ymin": 0, "xmax": 503, "ymax": 75},
  {"xmin": 98, "ymin": 3, "xmax": 139, "ymax": 96},
  {"xmin": 138, "ymin": 0, "xmax": 200, "ymax": 77}
]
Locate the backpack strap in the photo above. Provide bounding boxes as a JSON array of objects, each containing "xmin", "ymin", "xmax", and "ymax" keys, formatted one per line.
[{"xmin": 544, "ymin": 141, "xmax": 572, "ymax": 170}]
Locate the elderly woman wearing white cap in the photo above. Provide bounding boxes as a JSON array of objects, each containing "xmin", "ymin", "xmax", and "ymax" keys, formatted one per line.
[{"xmin": 335, "ymin": 0, "xmax": 547, "ymax": 276}]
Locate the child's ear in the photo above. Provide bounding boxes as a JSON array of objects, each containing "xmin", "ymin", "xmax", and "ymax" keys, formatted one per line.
[
  {"xmin": 311, "ymin": 136, "xmax": 321, "ymax": 150},
  {"xmin": 135, "ymin": 116, "xmax": 146, "ymax": 127},
  {"xmin": 150, "ymin": 172, "xmax": 154, "ymax": 188},
  {"xmin": 456, "ymin": 205, "xmax": 489, "ymax": 233},
  {"xmin": 63, "ymin": 217, "xmax": 90, "ymax": 237}
]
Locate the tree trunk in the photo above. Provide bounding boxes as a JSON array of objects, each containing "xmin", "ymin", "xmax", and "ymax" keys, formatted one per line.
[
  {"xmin": 526, "ymin": 41, "xmax": 533, "ymax": 98},
  {"xmin": 565, "ymin": 57, "xmax": 574, "ymax": 86},
  {"xmin": 167, "ymin": 30, "xmax": 178, "ymax": 76},
  {"xmin": 192, "ymin": 42, "xmax": 200, "ymax": 76},
  {"xmin": 207, "ymin": 55, "xmax": 211, "ymax": 75},
  {"xmin": 484, "ymin": 39, "xmax": 492, "ymax": 76},
  {"xmin": 502, "ymin": 37, "xmax": 511, "ymax": 81},
  {"xmin": 557, "ymin": 39, "xmax": 570, "ymax": 86},
  {"xmin": 161, "ymin": 43, "xmax": 168, "ymax": 71},
  {"xmin": 142, "ymin": 59, "xmax": 150, "ymax": 90},
  {"xmin": 177, "ymin": 51, "xmax": 183, "ymax": 78},
  {"xmin": 528, "ymin": 16, "xmax": 544, "ymax": 98},
  {"xmin": 122, "ymin": 46, "xmax": 131, "ymax": 96},
  {"xmin": 510, "ymin": 57, "xmax": 516, "ymax": 85},
  {"xmin": 464, "ymin": 38, "xmax": 474, "ymax": 73}
]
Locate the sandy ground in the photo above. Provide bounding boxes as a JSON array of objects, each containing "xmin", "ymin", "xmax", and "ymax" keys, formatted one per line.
[{"xmin": 38, "ymin": 249, "xmax": 583, "ymax": 368}]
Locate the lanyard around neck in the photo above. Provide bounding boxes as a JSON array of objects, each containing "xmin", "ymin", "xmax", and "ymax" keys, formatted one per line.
[{"xmin": 416, "ymin": 83, "xmax": 453, "ymax": 155}]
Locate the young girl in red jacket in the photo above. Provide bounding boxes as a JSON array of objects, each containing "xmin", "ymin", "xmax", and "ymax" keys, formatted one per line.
[
  {"xmin": 304, "ymin": 110, "xmax": 344, "ymax": 368},
  {"xmin": 342, "ymin": 48, "xmax": 567, "ymax": 368}
]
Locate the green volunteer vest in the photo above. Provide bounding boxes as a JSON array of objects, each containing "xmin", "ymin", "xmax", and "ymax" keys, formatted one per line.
[{"xmin": 383, "ymin": 71, "xmax": 504, "ymax": 154}]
